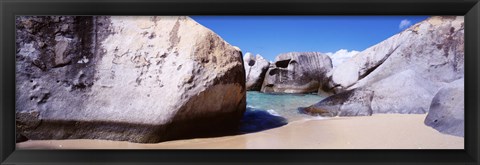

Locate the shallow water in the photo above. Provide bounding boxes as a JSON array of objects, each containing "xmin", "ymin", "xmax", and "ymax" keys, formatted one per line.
[
  {"xmin": 238, "ymin": 91, "xmax": 326, "ymax": 133},
  {"xmin": 246, "ymin": 91, "xmax": 326, "ymax": 122}
]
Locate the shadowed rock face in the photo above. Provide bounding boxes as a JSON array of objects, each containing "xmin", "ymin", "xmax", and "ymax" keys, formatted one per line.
[
  {"xmin": 309, "ymin": 16, "xmax": 464, "ymax": 116},
  {"xmin": 425, "ymin": 79, "xmax": 464, "ymax": 137},
  {"xmin": 15, "ymin": 16, "xmax": 246, "ymax": 143},
  {"xmin": 298, "ymin": 88, "xmax": 374, "ymax": 117},
  {"xmin": 261, "ymin": 52, "xmax": 332, "ymax": 94},
  {"xmin": 243, "ymin": 53, "xmax": 270, "ymax": 91}
]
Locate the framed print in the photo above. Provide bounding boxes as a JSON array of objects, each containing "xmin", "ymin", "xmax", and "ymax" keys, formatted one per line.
[{"xmin": 1, "ymin": 0, "xmax": 479, "ymax": 164}]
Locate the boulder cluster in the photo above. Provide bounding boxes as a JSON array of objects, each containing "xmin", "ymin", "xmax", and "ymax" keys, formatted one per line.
[
  {"xmin": 299, "ymin": 16, "xmax": 464, "ymax": 137},
  {"xmin": 244, "ymin": 16, "xmax": 465, "ymax": 137}
]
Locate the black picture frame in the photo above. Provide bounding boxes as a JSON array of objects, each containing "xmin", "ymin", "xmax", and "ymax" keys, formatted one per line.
[{"xmin": 1, "ymin": 0, "xmax": 479, "ymax": 164}]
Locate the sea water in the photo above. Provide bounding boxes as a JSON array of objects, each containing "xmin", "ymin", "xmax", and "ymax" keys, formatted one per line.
[
  {"xmin": 246, "ymin": 91, "xmax": 326, "ymax": 121},
  {"xmin": 239, "ymin": 91, "xmax": 326, "ymax": 133}
]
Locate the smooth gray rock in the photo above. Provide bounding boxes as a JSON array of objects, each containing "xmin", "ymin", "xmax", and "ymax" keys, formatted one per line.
[
  {"xmin": 306, "ymin": 70, "xmax": 442, "ymax": 115},
  {"xmin": 425, "ymin": 79, "xmax": 464, "ymax": 137},
  {"xmin": 308, "ymin": 16, "xmax": 464, "ymax": 116},
  {"xmin": 244, "ymin": 53, "xmax": 270, "ymax": 91},
  {"xmin": 368, "ymin": 70, "xmax": 443, "ymax": 114},
  {"xmin": 330, "ymin": 16, "xmax": 464, "ymax": 93},
  {"xmin": 261, "ymin": 52, "xmax": 333, "ymax": 94},
  {"xmin": 15, "ymin": 16, "xmax": 246, "ymax": 143},
  {"xmin": 298, "ymin": 88, "xmax": 374, "ymax": 117}
]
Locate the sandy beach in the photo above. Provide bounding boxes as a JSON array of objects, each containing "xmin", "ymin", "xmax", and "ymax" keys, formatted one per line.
[{"xmin": 16, "ymin": 114, "xmax": 463, "ymax": 149}]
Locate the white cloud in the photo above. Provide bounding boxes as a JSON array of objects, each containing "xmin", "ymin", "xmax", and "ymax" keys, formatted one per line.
[
  {"xmin": 325, "ymin": 49, "xmax": 360, "ymax": 67},
  {"xmin": 399, "ymin": 19, "xmax": 412, "ymax": 30}
]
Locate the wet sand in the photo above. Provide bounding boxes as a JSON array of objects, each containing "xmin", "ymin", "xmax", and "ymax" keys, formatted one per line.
[{"xmin": 17, "ymin": 114, "xmax": 463, "ymax": 149}]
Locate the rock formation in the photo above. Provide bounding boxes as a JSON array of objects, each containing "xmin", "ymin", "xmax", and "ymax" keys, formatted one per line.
[
  {"xmin": 15, "ymin": 16, "xmax": 246, "ymax": 143},
  {"xmin": 298, "ymin": 88, "xmax": 374, "ymax": 117},
  {"xmin": 243, "ymin": 52, "xmax": 269, "ymax": 91},
  {"xmin": 368, "ymin": 69, "xmax": 443, "ymax": 114},
  {"xmin": 425, "ymin": 79, "xmax": 464, "ymax": 137},
  {"xmin": 260, "ymin": 52, "xmax": 333, "ymax": 94},
  {"xmin": 306, "ymin": 16, "xmax": 464, "ymax": 116},
  {"xmin": 331, "ymin": 16, "xmax": 463, "ymax": 93}
]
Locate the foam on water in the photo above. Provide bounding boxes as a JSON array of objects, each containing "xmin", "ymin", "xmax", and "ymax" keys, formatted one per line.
[{"xmin": 266, "ymin": 109, "xmax": 281, "ymax": 117}]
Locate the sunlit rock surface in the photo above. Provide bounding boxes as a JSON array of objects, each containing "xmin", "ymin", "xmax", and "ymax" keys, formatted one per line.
[
  {"xmin": 313, "ymin": 16, "xmax": 464, "ymax": 115},
  {"xmin": 15, "ymin": 16, "xmax": 246, "ymax": 143},
  {"xmin": 244, "ymin": 53, "xmax": 270, "ymax": 91}
]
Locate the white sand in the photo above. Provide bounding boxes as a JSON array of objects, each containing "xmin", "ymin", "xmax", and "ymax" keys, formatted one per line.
[{"xmin": 16, "ymin": 114, "xmax": 464, "ymax": 149}]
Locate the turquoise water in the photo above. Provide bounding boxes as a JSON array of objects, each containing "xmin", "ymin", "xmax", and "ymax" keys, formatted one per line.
[
  {"xmin": 239, "ymin": 91, "xmax": 325, "ymax": 133},
  {"xmin": 246, "ymin": 91, "xmax": 326, "ymax": 122}
]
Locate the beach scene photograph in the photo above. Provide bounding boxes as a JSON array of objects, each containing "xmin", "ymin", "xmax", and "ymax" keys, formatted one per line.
[{"xmin": 15, "ymin": 16, "xmax": 464, "ymax": 149}]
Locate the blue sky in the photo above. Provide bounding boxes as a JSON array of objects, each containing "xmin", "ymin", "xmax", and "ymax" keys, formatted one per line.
[{"xmin": 191, "ymin": 16, "xmax": 429, "ymax": 61}]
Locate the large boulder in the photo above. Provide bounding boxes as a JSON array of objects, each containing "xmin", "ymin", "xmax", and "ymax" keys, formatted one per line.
[
  {"xmin": 302, "ymin": 71, "xmax": 443, "ymax": 117},
  {"xmin": 307, "ymin": 16, "xmax": 464, "ymax": 116},
  {"xmin": 298, "ymin": 88, "xmax": 374, "ymax": 117},
  {"xmin": 243, "ymin": 53, "xmax": 270, "ymax": 91},
  {"xmin": 260, "ymin": 52, "xmax": 333, "ymax": 94},
  {"xmin": 330, "ymin": 16, "xmax": 464, "ymax": 92},
  {"xmin": 368, "ymin": 70, "xmax": 443, "ymax": 114},
  {"xmin": 424, "ymin": 79, "xmax": 464, "ymax": 137},
  {"xmin": 15, "ymin": 16, "xmax": 246, "ymax": 143}
]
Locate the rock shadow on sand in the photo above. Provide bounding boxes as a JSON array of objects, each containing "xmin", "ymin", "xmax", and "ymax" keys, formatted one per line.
[
  {"xmin": 238, "ymin": 107, "xmax": 288, "ymax": 133},
  {"xmin": 154, "ymin": 106, "xmax": 288, "ymax": 142}
]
